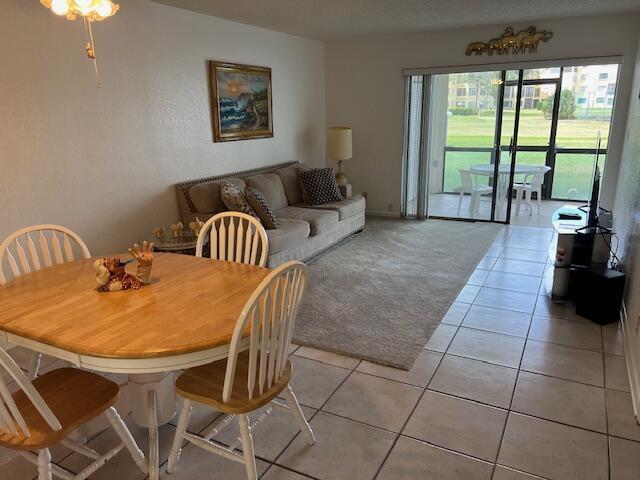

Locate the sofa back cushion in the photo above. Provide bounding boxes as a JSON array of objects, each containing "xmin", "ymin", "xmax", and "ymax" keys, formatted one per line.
[
  {"xmin": 245, "ymin": 174, "xmax": 288, "ymax": 211},
  {"xmin": 299, "ymin": 168, "xmax": 343, "ymax": 206},
  {"xmin": 188, "ymin": 178, "xmax": 246, "ymax": 213},
  {"xmin": 275, "ymin": 164, "xmax": 303, "ymax": 206}
]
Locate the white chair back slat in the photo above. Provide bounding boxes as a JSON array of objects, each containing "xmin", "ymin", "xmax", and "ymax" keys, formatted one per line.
[
  {"xmin": 222, "ymin": 262, "xmax": 307, "ymax": 403},
  {"xmin": 39, "ymin": 231, "xmax": 54, "ymax": 268},
  {"xmin": 247, "ymin": 309, "xmax": 260, "ymax": 396},
  {"xmin": 219, "ymin": 221, "xmax": 227, "ymax": 261},
  {"xmin": 15, "ymin": 240, "xmax": 31, "ymax": 275},
  {"xmin": 26, "ymin": 234, "xmax": 41, "ymax": 271},
  {"xmin": 0, "ymin": 225, "xmax": 91, "ymax": 286},
  {"xmin": 258, "ymin": 294, "xmax": 270, "ymax": 395},
  {"xmin": 0, "ymin": 392, "xmax": 18, "ymax": 435},
  {"xmin": 63, "ymin": 234, "xmax": 75, "ymax": 261},
  {"xmin": 50, "ymin": 233, "xmax": 64, "ymax": 265},
  {"xmin": 5, "ymin": 251, "xmax": 20, "ymax": 283},
  {"xmin": 243, "ymin": 228, "xmax": 252, "ymax": 264},
  {"xmin": 196, "ymin": 212, "xmax": 269, "ymax": 267},
  {"xmin": 0, "ymin": 347, "xmax": 62, "ymax": 437},
  {"xmin": 228, "ymin": 219, "xmax": 236, "ymax": 261}
]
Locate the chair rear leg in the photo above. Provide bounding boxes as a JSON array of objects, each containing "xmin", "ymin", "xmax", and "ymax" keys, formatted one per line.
[
  {"xmin": 283, "ymin": 385, "xmax": 315, "ymax": 445},
  {"xmin": 37, "ymin": 449, "xmax": 52, "ymax": 480},
  {"xmin": 167, "ymin": 398, "xmax": 192, "ymax": 473},
  {"xmin": 238, "ymin": 414, "xmax": 258, "ymax": 480},
  {"xmin": 104, "ymin": 407, "xmax": 148, "ymax": 474}
]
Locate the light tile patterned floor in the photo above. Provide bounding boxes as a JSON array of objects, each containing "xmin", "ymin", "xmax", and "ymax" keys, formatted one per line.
[{"xmin": 3, "ymin": 224, "xmax": 640, "ymax": 479}]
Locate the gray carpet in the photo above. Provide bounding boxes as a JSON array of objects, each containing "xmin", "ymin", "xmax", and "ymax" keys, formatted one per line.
[{"xmin": 293, "ymin": 217, "xmax": 500, "ymax": 370}]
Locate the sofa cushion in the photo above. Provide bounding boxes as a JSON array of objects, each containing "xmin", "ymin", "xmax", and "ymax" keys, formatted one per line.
[
  {"xmin": 298, "ymin": 194, "xmax": 365, "ymax": 220},
  {"xmin": 220, "ymin": 181, "xmax": 256, "ymax": 217},
  {"xmin": 245, "ymin": 187, "xmax": 278, "ymax": 229},
  {"xmin": 276, "ymin": 206, "xmax": 339, "ymax": 236},
  {"xmin": 245, "ymin": 174, "xmax": 288, "ymax": 211},
  {"xmin": 299, "ymin": 168, "xmax": 343, "ymax": 206},
  {"xmin": 188, "ymin": 178, "xmax": 246, "ymax": 213},
  {"xmin": 275, "ymin": 164, "xmax": 303, "ymax": 205},
  {"xmin": 266, "ymin": 218, "xmax": 310, "ymax": 254}
]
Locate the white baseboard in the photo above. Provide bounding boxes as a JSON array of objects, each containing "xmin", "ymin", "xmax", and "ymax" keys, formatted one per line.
[
  {"xmin": 366, "ymin": 210, "xmax": 402, "ymax": 218},
  {"xmin": 620, "ymin": 302, "xmax": 640, "ymax": 421}
]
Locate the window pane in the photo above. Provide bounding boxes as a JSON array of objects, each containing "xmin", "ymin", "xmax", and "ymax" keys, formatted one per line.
[
  {"xmin": 517, "ymin": 84, "xmax": 555, "ymax": 146},
  {"xmin": 522, "ymin": 67, "xmax": 561, "ymax": 80},
  {"xmin": 556, "ymin": 64, "xmax": 618, "ymax": 148},
  {"xmin": 446, "ymin": 71, "xmax": 501, "ymax": 147},
  {"xmin": 552, "ymin": 153, "xmax": 606, "ymax": 200}
]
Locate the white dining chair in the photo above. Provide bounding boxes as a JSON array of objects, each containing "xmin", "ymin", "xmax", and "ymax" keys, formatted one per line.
[
  {"xmin": 514, "ymin": 167, "xmax": 551, "ymax": 216},
  {"xmin": 166, "ymin": 261, "xmax": 314, "ymax": 480},
  {"xmin": 457, "ymin": 170, "xmax": 493, "ymax": 217},
  {"xmin": 196, "ymin": 212, "xmax": 269, "ymax": 267},
  {"xmin": 0, "ymin": 348, "xmax": 147, "ymax": 480},
  {"xmin": 0, "ymin": 225, "xmax": 91, "ymax": 378}
]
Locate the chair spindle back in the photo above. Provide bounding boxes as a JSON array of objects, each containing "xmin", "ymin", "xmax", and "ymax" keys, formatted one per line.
[
  {"xmin": 196, "ymin": 212, "xmax": 269, "ymax": 267},
  {"xmin": 222, "ymin": 261, "xmax": 307, "ymax": 403},
  {"xmin": 0, "ymin": 225, "xmax": 91, "ymax": 285}
]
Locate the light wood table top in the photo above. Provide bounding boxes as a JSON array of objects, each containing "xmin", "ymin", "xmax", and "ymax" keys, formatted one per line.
[{"xmin": 0, "ymin": 253, "xmax": 270, "ymax": 360}]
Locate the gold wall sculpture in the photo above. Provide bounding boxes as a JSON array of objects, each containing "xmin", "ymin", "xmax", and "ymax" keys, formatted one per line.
[{"xmin": 465, "ymin": 27, "xmax": 553, "ymax": 56}]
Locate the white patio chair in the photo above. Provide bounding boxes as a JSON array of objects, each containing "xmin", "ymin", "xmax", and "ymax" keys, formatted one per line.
[
  {"xmin": 166, "ymin": 261, "xmax": 315, "ymax": 480},
  {"xmin": 0, "ymin": 348, "xmax": 147, "ymax": 480},
  {"xmin": 196, "ymin": 212, "xmax": 269, "ymax": 267},
  {"xmin": 514, "ymin": 167, "xmax": 551, "ymax": 216},
  {"xmin": 457, "ymin": 169, "xmax": 492, "ymax": 217},
  {"xmin": 0, "ymin": 225, "xmax": 91, "ymax": 378}
]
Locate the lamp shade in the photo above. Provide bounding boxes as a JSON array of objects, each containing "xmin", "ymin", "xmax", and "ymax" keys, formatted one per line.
[{"xmin": 327, "ymin": 127, "xmax": 353, "ymax": 161}]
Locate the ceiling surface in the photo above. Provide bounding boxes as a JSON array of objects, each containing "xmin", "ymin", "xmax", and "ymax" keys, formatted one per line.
[{"xmin": 151, "ymin": 0, "xmax": 640, "ymax": 40}]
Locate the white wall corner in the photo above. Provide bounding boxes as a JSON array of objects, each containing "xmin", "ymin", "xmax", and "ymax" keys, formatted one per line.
[{"xmin": 621, "ymin": 302, "xmax": 640, "ymax": 422}]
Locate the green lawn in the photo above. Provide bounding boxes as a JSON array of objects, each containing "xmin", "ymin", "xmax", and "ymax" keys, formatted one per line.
[{"xmin": 442, "ymin": 109, "xmax": 609, "ymax": 200}]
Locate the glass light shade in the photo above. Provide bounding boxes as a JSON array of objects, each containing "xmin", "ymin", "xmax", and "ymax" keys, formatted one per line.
[
  {"xmin": 40, "ymin": 0, "xmax": 119, "ymax": 21},
  {"xmin": 327, "ymin": 127, "xmax": 353, "ymax": 161}
]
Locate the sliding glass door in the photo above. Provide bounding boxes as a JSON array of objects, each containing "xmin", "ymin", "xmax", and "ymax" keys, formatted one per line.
[{"xmin": 403, "ymin": 62, "xmax": 619, "ymax": 224}]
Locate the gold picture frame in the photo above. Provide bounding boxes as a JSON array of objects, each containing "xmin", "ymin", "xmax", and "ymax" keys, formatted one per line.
[{"xmin": 210, "ymin": 61, "xmax": 274, "ymax": 142}]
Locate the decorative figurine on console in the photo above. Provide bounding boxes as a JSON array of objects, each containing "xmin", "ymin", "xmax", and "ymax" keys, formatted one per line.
[
  {"xmin": 94, "ymin": 241, "xmax": 155, "ymax": 292},
  {"xmin": 154, "ymin": 226, "xmax": 166, "ymax": 241},
  {"xmin": 189, "ymin": 217, "xmax": 204, "ymax": 237},
  {"xmin": 171, "ymin": 222, "xmax": 184, "ymax": 239}
]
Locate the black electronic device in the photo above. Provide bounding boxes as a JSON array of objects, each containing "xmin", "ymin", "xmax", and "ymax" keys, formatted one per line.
[{"xmin": 570, "ymin": 266, "xmax": 626, "ymax": 325}]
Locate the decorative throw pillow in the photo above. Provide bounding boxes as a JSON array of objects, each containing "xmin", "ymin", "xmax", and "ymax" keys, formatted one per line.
[
  {"xmin": 219, "ymin": 181, "xmax": 256, "ymax": 217},
  {"xmin": 299, "ymin": 168, "xmax": 344, "ymax": 206},
  {"xmin": 245, "ymin": 187, "xmax": 278, "ymax": 229}
]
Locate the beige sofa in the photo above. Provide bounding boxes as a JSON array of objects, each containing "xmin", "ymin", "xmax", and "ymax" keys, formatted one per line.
[{"xmin": 176, "ymin": 162, "xmax": 365, "ymax": 267}]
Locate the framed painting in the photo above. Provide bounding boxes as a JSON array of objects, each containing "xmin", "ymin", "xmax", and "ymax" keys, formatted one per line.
[{"xmin": 210, "ymin": 61, "xmax": 273, "ymax": 142}]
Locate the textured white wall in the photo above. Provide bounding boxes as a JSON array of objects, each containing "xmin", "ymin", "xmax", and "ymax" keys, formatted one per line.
[
  {"xmin": 613, "ymin": 32, "xmax": 640, "ymax": 415},
  {"xmin": 325, "ymin": 13, "xmax": 640, "ymax": 214},
  {"xmin": 0, "ymin": 0, "xmax": 325, "ymax": 255}
]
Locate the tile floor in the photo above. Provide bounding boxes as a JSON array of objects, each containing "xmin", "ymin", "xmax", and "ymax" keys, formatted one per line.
[{"xmin": 3, "ymin": 224, "xmax": 640, "ymax": 479}]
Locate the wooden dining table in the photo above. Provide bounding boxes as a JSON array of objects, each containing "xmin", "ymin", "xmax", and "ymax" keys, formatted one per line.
[{"xmin": 0, "ymin": 253, "xmax": 271, "ymax": 479}]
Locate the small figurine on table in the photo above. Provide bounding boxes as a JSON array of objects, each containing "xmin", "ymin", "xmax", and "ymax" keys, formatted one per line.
[
  {"xmin": 94, "ymin": 241, "xmax": 155, "ymax": 292},
  {"xmin": 154, "ymin": 226, "xmax": 166, "ymax": 241},
  {"xmin": 171, "ymin": 222, "xmax": 184, "ymax": 239}
]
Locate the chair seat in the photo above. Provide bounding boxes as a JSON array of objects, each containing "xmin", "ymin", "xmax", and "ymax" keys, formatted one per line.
[
  {"xmin": 0, "ymin": 368, "xmax": 120, "ymax": 450},
  {"xmin": 176, "ymin": 351, "xmax": 292, "ymax": 414}
]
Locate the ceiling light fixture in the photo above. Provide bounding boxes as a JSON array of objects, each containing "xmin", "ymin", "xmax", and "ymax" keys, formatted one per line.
[{"xmin": 40, "ymin": 0, "xmax": 120, "ymax": 86}]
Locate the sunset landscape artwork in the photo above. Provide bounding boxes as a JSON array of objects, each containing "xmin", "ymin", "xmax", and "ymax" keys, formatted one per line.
[{"xmin": 210, "ymin": 61, "xmax": 273, "ymax": 142}]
